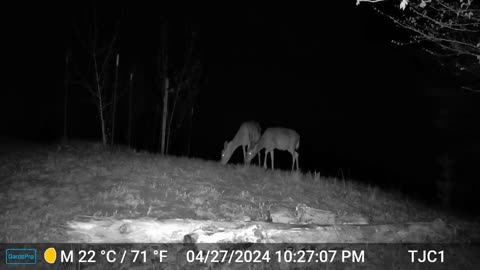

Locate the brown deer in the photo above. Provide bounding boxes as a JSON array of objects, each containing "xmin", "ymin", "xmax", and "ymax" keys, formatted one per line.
[
  {"xmin": 221, "ymin": 121, "xmax": 261, "ymax": 165},
  {"xmin": 246, "ymin": 127, "xmax": 299, "ymax": 171}
]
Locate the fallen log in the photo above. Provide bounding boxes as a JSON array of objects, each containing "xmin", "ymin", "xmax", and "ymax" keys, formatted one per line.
[{"xmin": 66, "ymin": 217, "xmax": 457, "ymax": 243}]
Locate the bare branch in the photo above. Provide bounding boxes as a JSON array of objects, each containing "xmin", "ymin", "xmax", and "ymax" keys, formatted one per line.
[
  {"xmin": 100, "ymin": 20, "xmax": 121, "ymax": 80},
  {"xmin": 371, "ymin": 2, "xmax": 480, "ymax": 60},
  {"xmin": 71, "ymin": 80, "xmax": 97, "ymax": 98},
  {"xmin": 461, "ymin": 86, "xmax": 480, "ymax": 93},
  {"xmin": 409, "ymin": 7, "xmax": 478, "ymax": 32},
  {"xmin": 359, "ymin": 0, "xmax": 480, "ymax": 92},
  {"xmin": 356, "ymin": 0, "xmax": 387, "ymax": 4}
]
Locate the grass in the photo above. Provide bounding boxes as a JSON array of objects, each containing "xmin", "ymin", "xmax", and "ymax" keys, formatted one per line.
[{"xmin": 0, "ymin": 139, "xmax": 475, "ymax": 243}]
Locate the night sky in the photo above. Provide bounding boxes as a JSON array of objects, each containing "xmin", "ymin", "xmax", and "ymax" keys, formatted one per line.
[{"xmin": 2, "ymin": 2, "xmax": 479, "ymax": 212}]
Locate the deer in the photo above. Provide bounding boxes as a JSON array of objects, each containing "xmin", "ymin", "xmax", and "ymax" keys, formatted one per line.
[
  {"xmin": 221, "ymin": 121, "xmax": 262, "ymax": 165},
  {"xmin": 245, "ymin": 127, "xmax": 300, "ymax": 171}
]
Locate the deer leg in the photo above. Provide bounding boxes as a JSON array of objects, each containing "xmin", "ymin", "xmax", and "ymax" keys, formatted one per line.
[
  {"xmin": 264, "ymin": 150, "xmax": 268, "ymax": 169},
  {"xmin": 291, "ymin": 152, "xmax": 294, "ymax": 171},
  {"xmin": 242, "ymin": 145, "xmax": 246, "ymax": 161},
  {"xmin": 257, "ymin": 151, "xmax": 261, "ymax": 166},
  {"xmin": 296, "ymin": 152, "xmax": 299, "ymax": 171},
  {"xmin": 271, "ymin": 150, "xmax": 274, "ymax": 170}
]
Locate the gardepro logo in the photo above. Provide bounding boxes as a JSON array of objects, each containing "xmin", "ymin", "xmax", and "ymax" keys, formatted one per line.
[{"xmin": 5, "ymin": 248, "xmax": 37, "ymax": 265}]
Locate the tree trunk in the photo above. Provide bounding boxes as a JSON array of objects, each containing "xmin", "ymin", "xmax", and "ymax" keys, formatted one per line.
[
  {"xmin": 127, "ymin": 72, "xmax": 133, "ymax": 148},
  {"xmin": 159, "ymin": 19, "xmax": 169, "ymax": 155},
  {"xmin": 166, "ymin": 86, "xmax": 179, "ymax": 155},
  {"xmin": 98, "ymin": 99, "xmax": 107, "ymax": 145},
  {"xmin": 110, "ymin": 53, "xmax": 119, "ymax": 146},
  {"xmin": 93, "ymin": 52, "xmax": 108, "ymax": 146},
  {"xmin": 161, "ymin": 78, "xmax": 169, "ymax": 155}
]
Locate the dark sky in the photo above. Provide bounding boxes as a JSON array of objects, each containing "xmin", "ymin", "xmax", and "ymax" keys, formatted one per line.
[{"xmin": 2, "ymin": 2, "xmax": 479, "ymax": 207}]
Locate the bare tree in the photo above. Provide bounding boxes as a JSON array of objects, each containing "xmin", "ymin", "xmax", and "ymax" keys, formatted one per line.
[
  {"xmin": 110, "ymin": 54, "xmax": 120, "ymax": 146},
  {"xmin": 127, "ymin": 72, "xmax": 134, "ymax": 148},
  {"xmin": 72, "ymin": 4, "xmax": 121, "ymax": 145},
  {"xmin": 357, "ymin": 0, "xmax": 480, "ymax": 90},
  {"xmin": 156, "ymin": 20, "xmax": 203, "ymax": 155},
  {"xmin": 166, "ymin": 23, "xmax": 203, "ymax": 154},
  {"xmin": 357, "ymin": 1, "xmax": 480, "ymax": 209},
  {"xmin": 161, "ymin": 78, "xmax": 169, "ymax": 154},
  {"xmin": 159, "ymin": 19, "xmax": 169, "ymax": 155}
]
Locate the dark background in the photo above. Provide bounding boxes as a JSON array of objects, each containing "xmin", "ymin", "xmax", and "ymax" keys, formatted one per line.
[{"xmin": 2, "ymin": 2, "xmax": 479, "ymax": 215}]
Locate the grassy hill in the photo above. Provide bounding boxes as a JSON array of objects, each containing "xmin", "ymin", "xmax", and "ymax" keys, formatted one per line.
[{"xmin": 0, "ymin": 139, "xmax": 476, "ymax": 243}]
